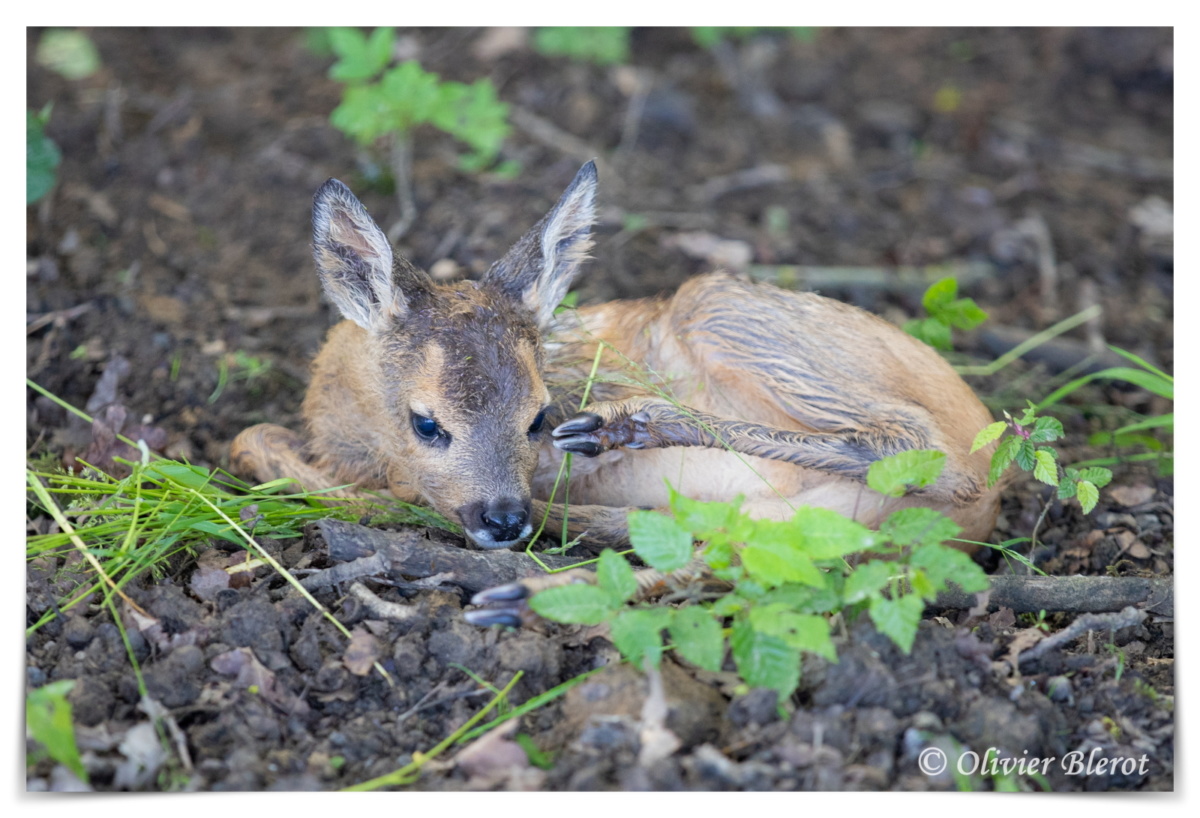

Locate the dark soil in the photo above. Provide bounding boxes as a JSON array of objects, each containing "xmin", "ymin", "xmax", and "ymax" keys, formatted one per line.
[{"xmin": 26, "ymin": 27, "xmax": 1173, "ymax": 792}]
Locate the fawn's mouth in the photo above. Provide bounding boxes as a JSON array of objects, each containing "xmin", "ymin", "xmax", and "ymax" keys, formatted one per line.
[{"xmin": 464, "ymin": 522, "xmax": 533, "ymax": 551}]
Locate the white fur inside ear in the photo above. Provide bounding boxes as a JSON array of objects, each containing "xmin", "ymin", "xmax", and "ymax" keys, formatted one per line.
[{"xmin": 527, "ymin": 173, "xmax": 596, "ymax": 324}]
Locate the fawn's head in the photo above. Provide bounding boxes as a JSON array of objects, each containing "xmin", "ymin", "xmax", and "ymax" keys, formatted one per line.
[{"xmin": 311, "ymin": 162, "xmax": 597, "ymax": 549}]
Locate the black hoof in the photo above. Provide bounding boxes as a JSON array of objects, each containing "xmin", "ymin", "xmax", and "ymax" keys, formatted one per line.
[
  {"xmin": 552, "ymin": 412, "xmax": 603, "ymax": 436},
  {"xmin": 554, "ymin": 437, "xmax": 603, "ymax": 457}
]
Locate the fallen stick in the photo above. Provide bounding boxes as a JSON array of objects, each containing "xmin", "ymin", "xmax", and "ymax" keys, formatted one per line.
[
  {"xmin": 307, "ymin": 521, "xmax": 1172, "ymax": 617},
  {"xmin": 747, "ymin": 261, "xmax": 995, "ymax": 295},
  {"xmin": 306, "ymin": 520, "xmax": 584, "ymax": 595}
]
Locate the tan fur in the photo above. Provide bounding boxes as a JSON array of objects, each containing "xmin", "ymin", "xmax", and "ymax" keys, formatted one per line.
[{"xmin": 231, "ymin": 164, "xmax": 1000, "ymax": 552}]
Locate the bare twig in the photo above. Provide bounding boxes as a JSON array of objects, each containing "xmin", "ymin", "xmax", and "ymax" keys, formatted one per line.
[{"xmin": 1018, "ymin": 606, "xmax": 1148, "ymax": 664}]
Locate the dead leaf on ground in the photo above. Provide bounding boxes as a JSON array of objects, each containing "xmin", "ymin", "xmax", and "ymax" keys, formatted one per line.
[
  {"xmin": 210, "ymin": 646, "xmax": 310, "ymax": 715},
  {"xmin": 1108, "ymin": 484, "xmax": 1156, "ymax": 508},
  {"xmin": 342, "ymin": 627, "xmax": 382, "ymax": 676}
]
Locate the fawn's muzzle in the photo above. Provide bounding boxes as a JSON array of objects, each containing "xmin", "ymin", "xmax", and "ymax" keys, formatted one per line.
[{"xmin": 459, "ymin": 497, "xmax": 532, "ymax": 548}]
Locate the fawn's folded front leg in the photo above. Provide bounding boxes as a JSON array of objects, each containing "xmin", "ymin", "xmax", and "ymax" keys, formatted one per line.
[{"xmin": 528, "ymin": 499, "xmax": 640, "ymax": 550}]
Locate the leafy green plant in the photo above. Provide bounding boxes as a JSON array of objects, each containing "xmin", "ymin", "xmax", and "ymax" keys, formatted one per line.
[
  {"xmin": 529, "ymin": 450, "xmax": 988, "ymax": 703},
  {"xmin": 27, "ymin": 106, "xmax": 61, "ymax": 205},
  {"xmin": 972, "ymin": 403, "xmax": 1112, "ymax": 513},
  {"xmin": 326, "ymin": 27, "xmax": 511, "ymax": 173},
  {"xmin": 534, "ymin": 27, "xmax": 631, "ymax": 65},
  {"xmin": 904, "ymin": 276, "xmax": 988, "ymax": 351},
  {"xmin": 26, "ymin": 680, "xmax": 87, "ymax": 782},
  {"xmin": 319, "ymin": 27, "xmax": 514, "ymax": 240}
]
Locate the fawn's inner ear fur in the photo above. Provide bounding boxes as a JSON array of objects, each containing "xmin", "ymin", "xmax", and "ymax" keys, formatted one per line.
[
  {"xmin": 311, "ymin": 178, "xmax": 431, "ymax": 332},
  {"xmin": 483, "ymin": 161, "xmax": 598, "ymax": 328}
]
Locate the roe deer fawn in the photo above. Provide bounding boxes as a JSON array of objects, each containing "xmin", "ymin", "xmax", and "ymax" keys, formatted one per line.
[{"xmin": 232, "ymin": 162, "xmax": 1000, "ymax": 588}]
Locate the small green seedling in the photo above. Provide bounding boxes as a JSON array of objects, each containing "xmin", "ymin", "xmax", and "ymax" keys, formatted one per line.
[
  {"xmin": 325, "ymin": 27, "xmax": 512, "ymax": 174},
  {"xmin": 972, "ymin": 403, "xmax": 1112, "ymax": 513},
  {"xmin": 534, "ymin": 27, "xmax": 631, "ymax": 65},
  {"xmin": 27, "ymin": 106, "xmax": 61, "ymax": 205},
  {"xmin": 36, "ymin": 28, "xmax": 101, "ymax": 80},
  {"xmin": 905, "ymin": 276, "xmax": 988, "ymax": 351},
  {"xmin": 530, "ymin": 450, "xmax": 988, "ymax": 704},
  {"xmin": 26, "ymin": 680, "xmax": 87, "ymax": 783}
]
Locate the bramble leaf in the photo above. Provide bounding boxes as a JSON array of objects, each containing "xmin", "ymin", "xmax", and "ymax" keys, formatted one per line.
[
  {"xmin": 868, "ymin": 594, "xmax": 924, "ymax": 654},
  {"xmin": 596, "ymin": 549, "xmax": 637, "ymax": 604},
  {"xmin": 1076, "ymin": 481, "xmax": 1100, "ymax": 514},
  {"xmin": 880, "ymin": 507, "xmax": 962, "ymax": 547},
  {"xmin": 610, "ymin": 608, "xmax": 672, "ymax": 668},
  {"xmin": 867, "ymin": 449, "xmax": 946, "ymax": 498},
  {"xmin": 628, "ymin": 511, "xmax": 693, "ymax": 572},
  {"xmin": 971, "ymin": 421, "xmax": 1007, "ymax": 454},
  {"xmin": 669, "ymin": 607, "xmax": 725, "ymax": 671},
  {"xmin": 731, "ymin": 620, "xmax": 800, "ymax": 701},
  {"xmin": 529, "ymin": 584, "xmax": 615, "ymax": 625},
  {"xmin": 1033, "ymin": 448, "xmax": 1059, "ymax": 485}
]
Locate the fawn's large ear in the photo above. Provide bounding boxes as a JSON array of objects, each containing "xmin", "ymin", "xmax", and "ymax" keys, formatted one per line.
[
  {"xmin": 482, "ymin": 161, "xmax": 597, "ymax": 328},
  {"xmin": 312, "ymin": 179, "xmax": 428, "ymax": 332}
]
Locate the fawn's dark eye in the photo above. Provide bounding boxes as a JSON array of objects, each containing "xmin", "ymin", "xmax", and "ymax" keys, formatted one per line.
[
  {"xmin": 528, "ymin": 409, "xmax": 547, "ymax": 436},
  {"xmin": 411, "ymin": 413, "xmax": 447, "ymax": 443}
]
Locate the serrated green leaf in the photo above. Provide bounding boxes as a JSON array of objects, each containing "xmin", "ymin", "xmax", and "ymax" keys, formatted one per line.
[
  {"xmin": 790, "ymin": 507, "xmax": 879, "ymax": 558},
  {"xmin": 1028, "ymin": 416, "xmax": 1065, "ymax": 444},
  {"xmin": 596, "ymin": 549, "xmax": 637, "ymax": 603},
  {"xmin": 843, "ymin": 560, "xmax": 896, "ymax": 604},
  {"xmin": 668, "ymin": 487, "xmax": 744, "ymax": 537},
  {"xmin": 921, "ymin": 277, "xmax": 958, "ymax": 313},
  {"xmin": 1076, "ymin": 467, "xmax": 1113, "ymax": 488},
  {"xmin": 1076, "ymin": 481, "xmax": 1100, "ymax": 514},
  {"xmin": 731, "ymin": 620, "xmax": 800, "ymax": 701},
  {"xmin": 741, "ymin": 540, "xmax": 824, "ymax": 588},
  {"xmin": 628, "ymin": 510, "xmax": 693, "ymax": 572},
  {"xmin": 1015, "ymin": 439, "xmax": 1037, "ymax": 471},
  {"xmin": 759, "ymin": 581, "xmax": 841, "ymax": 614},
  {"xmin": 868, "ymin": 594, "xmax": 924, "ymax": 653},
  {"xmin": 668, "ymin": 607, "xmax": 725, "ymax": 671},
  {"xmin": 988, "ymin": 436, "xmax": 1020, "ymax": 486},
  {"xmin": 970, "ymin": 421, "xmax": 1007, "ymax": 454},
  {"xmin": 867, "ymin": 449, "xmax": 946, "ymax": 498},
  {"xmin": 702, "ymin": 539, "xmax": 735, "ymax": 571},
  {"xmin": 27, "ymin": 109, "xmax": 61, "ymax": 205},
  {"xmin": 1057, "ymin": 480, "xmax": 1078, "ymax": 500},
  {"xmin": 1033, "ymin": 449, "xmax": 1059, "ymax": 485},
  {"xmin": 528, "ymin": 584, "xmax": 615, "ymax": 625},
  {"xmin": 909, "ymin": 542, "xmax": 990, "ymax": 596},
  {"xmin": 610, "ymin": 608, "xmax": 672, "ymax": 668},
  {"xmin": 749, "ymin": 606, "xmax": 837, "ymax": 661},
  {"xmin": 880, "ymin": 507, "xmax": 962, "ymax": 547}
]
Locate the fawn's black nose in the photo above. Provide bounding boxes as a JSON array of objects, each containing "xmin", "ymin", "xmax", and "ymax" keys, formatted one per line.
[{"xmin": 460, "ymin": 498, "xmax": 532, "ymax": 548}]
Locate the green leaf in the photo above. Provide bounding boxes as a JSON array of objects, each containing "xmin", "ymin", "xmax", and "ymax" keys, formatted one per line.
[
  {"xmin": 1028, "ymin": 415, "xmax": 1065, "ymax": 444},
  {"xmin": 790, "ymin": 507, "xmax": 879, "ymax": 558},
  {"xmin": 868, "ymin": 594, "xmax": 924, "ymax": 653},
  {"xmin": 669, "ymin": 488, "xmax": 744, "ymax": 537},
  {"xmin": 909, "ymin": 542, "xmax": 990, "ymax": 596},
  {"xmin": 328, "ymin": 26, "xmax": 393, "ymax": 81},
  {"xmin": 1015, "ymin": 439, "xmax": 1037, "ymax": 472},
  {"xmin": 749, "ymin": 606, "xmax": 837, "ymax": 661},
  {"xmin": 867, "ymin": 449, "xmax": 946, "ymax": 498},
  {"xmin": 1033, "ymin": 449, "xmax": 1059, "ymax": 485},
  {"xmin": 1076, "ymin": 467, "xmax": 1112, "ymax": 488},
  {"xmin": 988, "ymin": 436, "xmax": 1020, "ymax": 486},
  {"xmin": 1106, "ymin": 346, "xmax": 1173, "ymax": 383},
  {"xmin": 534, "ymin": 27, "xmax": 631, "ymax": 65},
  {"xmin": 628, "ymin": 511, "xmax": 694, "ymax": 572},
  {"xmin": 944, "ymin": 298, "xmax": 988, "ymax": 330},
  {"xmin": 1056, "ymin": 480, "xmax": 1078, "ymax": 500},
  {"xmin": 759, "ymin": 581, "xmax": 842, "ymax": 615},
  {"xmin": 843, "ymin": 561, "xmax": 896, "ymax": 604},
  {"xmin": 26, "ymin": 680, "xmax": 87, "ymax": 782},
  {"xmin": 1037, "ymin": 367, "xmax": 1174, "ymax": 410},
  {"xmin": 27, "ymin": 109, "xmax": 61, "ymax": 205},
  {"xmin": 610, "ymin": 608, "xmax": 672, "ymax": 668},
  {"xmin": 970, "ymin": 421, "xmax": 1007, "ymax": 454},
  {"xmin": 921, "ymin": 277, "xmax": 958, "ymax": 313},
  {"xmin": 36, "ymin": 29, "xmax": 101, "ymax": 80},
  {"xmin": 731, "ymin": 619, "xmax": 800, "ymax": 702},
  {"xmin": 880, "ymin": 507, "xmax": 962, "ymax": 547},
  {"xmin": 528, "ymin": 584, "xmax": 615, "ymax": 625},
  {"xmin": 1076, "ymin": 481, "xmax": 1100, "ymax": 514},
  {"xmin": 741, "ymin": 538, "xmax": 824, "ymax": 588},
  {"xmin": 595, "ymin": 549, "xmax": 637, "ymax": 603},
  {"xmin": 904, "ymin": 317, "xmax": 953, "ymax": 351},
  {"xmin": 668, "ymin": 607, "xmax": 725, "ymax": 671}
]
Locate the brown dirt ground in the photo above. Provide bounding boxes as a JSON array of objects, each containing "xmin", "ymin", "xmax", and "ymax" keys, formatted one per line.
[{"xmin": 26, "ymin": 27, "xmax": 1173, "ymax": 792}]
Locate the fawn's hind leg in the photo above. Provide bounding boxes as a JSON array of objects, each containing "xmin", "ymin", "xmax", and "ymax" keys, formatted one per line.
[{"xmin": 552, "ymin": 396, "xmax": 986, "ymax": 506}]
